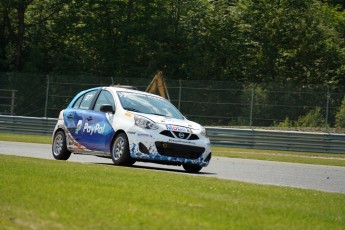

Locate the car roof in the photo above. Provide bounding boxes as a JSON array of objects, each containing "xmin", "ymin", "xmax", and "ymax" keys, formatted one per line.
[
  {"xmin": 67, "ymin": 85, "xmax": 164, "ymax": 109},
  {"xmin": 104, "ymin": 86, "xmax": 163, "ymax": 98},
  {"xmin": 108, "ymin": 85, "xmax": 138, "ymax": 90}
]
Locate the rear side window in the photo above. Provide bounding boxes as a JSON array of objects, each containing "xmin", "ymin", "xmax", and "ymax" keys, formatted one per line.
[
  {"xmin": 72, "ymin": 96, "xmax": 83, "ymax": 109},
  {"xmin": 79, "ymin": 91, "xmax": 97, "ymax": 110}
]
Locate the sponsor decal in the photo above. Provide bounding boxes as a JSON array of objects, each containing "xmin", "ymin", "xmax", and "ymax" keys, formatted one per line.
[
  {"xmin": 83, "ymin": 122, "xmax": 105, "ymax": 135},
  {"xmin": 75, "ymin": 120, "xmax": 83, "ymax": 134},
  {"xmin": 168, "ymin": 138, "xmax": 196, "ymax": 145},
  {"xmin": 137, "ymin": 133, "xmax": 153, "ymax": 138},
  {"xmin": 127, "ymin": 131, "xmax": 136, "ymax": 135},
  {"xmin": 166, "ymin": 125, "xmax": 191, "ymax": 133},
  {"xmin": 84, "ymin": 94, "xmax": 93, "ymax": 101}
]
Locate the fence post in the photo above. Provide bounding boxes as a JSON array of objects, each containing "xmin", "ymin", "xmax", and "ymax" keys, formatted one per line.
[
  {"xmin": 178, "ymin": 79, "xmax": 182, "ymax": 110},
  {"xmin": 325, "ymin": 84, "xmax": 330, "ymax": 128},
  {"xmin": 250, "ymin": 86, "xmax": 254, "ymax": 127},
  {"xmin": 44, "ymin": 75, "xmax": 50, "ymax": 117},
  {"xmin": 10, "ymin": 90, "xmax": 16, "ymax": 115}
]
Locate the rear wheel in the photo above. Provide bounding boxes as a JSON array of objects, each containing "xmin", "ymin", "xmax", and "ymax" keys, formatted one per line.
[
  {"xmin": 52, "ymin": 130, "xmax": 71, "ymax": 160},
  {"xmin": 183, "ymin": 164, "xmax": 202, "ymax": 173},
  {"xmin": 111, "ymin": 133, "xmax": 135, "ymax": 166}
]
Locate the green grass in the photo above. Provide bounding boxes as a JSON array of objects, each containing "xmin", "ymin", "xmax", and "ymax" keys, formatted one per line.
[
  {"xmin": 214, "ymin": 147, "xmax": 345, "ymax": 167},
  {"xmin": 0, "ymin": 155, "xmax": 344, "ymax": 230},
  {"xmin": 0, "ymin": 132, "xmax": 51, "ymax": 144},
  {"xmin": 1, "ymin": 132, "xmax": 345, "ymax": 166}
]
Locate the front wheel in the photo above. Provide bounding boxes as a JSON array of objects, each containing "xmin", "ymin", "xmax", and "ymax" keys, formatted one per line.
[
  {"xmin": 182, "ymin": 164, "xmax": 202, "ymax": 173},
  {"xmin": 111, "ymin": 133, "xmax": 135, "ymax": 166},
  {"xmin": 52, "ymin": 130, "xmax": 71, "ymax": 160}
]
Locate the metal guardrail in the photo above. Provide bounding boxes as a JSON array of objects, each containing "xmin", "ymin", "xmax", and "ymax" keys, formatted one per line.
[
  {"xmin": 0, "ymin": 115, "xmax": 57, "ymax": 136},
  {"xmin": 0, "ymin": 115, "xmax": 344, "ymax": 154},
  {"xmin": 206, "ymin": 127, "xmax": 345, "ymax": 154}
]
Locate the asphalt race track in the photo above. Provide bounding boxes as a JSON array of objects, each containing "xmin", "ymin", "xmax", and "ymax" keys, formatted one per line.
[{"xmin": 1, "ymin": 141, "xmax": 345, "ymax": 194}]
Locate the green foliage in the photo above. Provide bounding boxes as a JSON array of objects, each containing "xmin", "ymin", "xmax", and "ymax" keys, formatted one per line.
[
  {"xmin": 1, "ymin": 0, "xmax": 345, "ymax": 127},
  {"xmin": 238, "ymin": 84, "xmax": 271, "ymax": 126},
  {"xmin": 276, "ymin": 117, "xmax": 294, "ymax": 128},
  {"xmin": 237, "ymin": 0, "xmax": 343, "ymax": 84},
  {"xmin": 335, "ymin": 96, "xmax": 345, "ymax": 128},
  {"xmin": 0, "ymin": 0, "xmax": 344, "ymax": 82},
  {"xmin": 296, "ymin": 107, "xmax": 326, "ymax": 127}
]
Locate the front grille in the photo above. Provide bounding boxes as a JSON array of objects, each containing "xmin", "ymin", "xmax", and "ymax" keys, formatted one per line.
[
  {"xmin": 160, "ymin": 130, "xmax": 199, "ymax": 140},
  {"xmin": 188, "ymin": 134, "xmax": 199, "ymax": 140},
  {"xmin": 160, "ymin": 130, "xmax": 174, "ymax": 138},
  {"xmin": 155, "ymin": 142, "xmax": 205, "ymax": 159},
  {"xmin": 172, "ymin": 131, "xmax": 189, "ymax": 139}
]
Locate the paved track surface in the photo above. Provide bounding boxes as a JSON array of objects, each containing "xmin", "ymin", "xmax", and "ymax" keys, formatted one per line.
[{"xmin": 1, "ymin": 141, "xmax": 345, "ymax": 194}]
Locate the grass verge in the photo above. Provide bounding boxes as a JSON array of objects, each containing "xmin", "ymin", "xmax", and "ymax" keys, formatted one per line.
[
  {"xmin": 214, "ymin": 147, "xmax": 345, "ymax": 167},
  {"xmin": 0, "ymin": 132, "xmax": 51, "ymax": 144},
  {"xmin": 0, "ymin": 155, "xmax": 344, "ymax": 229},
  {"xmin": 1, "ymin": 132, "xmax": 345, "ymax": 166}
]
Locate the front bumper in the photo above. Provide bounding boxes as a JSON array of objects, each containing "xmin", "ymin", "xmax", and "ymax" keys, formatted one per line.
[{"xmin": 127, "ymin": 126, "xmax": 212, "ymax": 167}]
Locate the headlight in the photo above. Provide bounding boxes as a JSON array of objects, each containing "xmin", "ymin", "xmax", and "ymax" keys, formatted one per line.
[
  {"xmin": 200, "ymin": 127, "xmax": 207, "ymax": 137},
  {"xmin": 134, "ymin": 115, "xmax": 159, "ymax": 130}
]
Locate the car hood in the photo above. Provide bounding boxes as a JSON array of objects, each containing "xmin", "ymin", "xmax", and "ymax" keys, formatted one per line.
[{"xmin": 140, "ymin": 113, "xmax": 203, "ymax": 130}]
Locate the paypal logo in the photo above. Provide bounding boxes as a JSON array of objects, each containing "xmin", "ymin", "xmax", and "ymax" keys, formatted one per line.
[
  {"xmin": 75, "ymin": 120, "xmax": 83, "ymax": 134},
  {"xmin": 83, "ymin": 122, "xmax": 105, "ymax": 135}
]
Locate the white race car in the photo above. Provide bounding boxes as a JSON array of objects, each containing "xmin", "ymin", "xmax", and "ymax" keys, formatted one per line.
[{"xmin": 52, "ymin": 86, "xmax": 211, "ymax": 173}]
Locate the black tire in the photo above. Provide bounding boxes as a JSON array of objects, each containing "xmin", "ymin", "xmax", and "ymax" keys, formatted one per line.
[
  {"xmin": 111, "ymin": 133, "xmax": 135, "ymax": 166},
  {"xmin": 52, "ymin": 130, "xmax": 71, "ymax": 160},
  {"xmin": 182, "ymin": 164, "xmax": 203, "ymax": 173}
]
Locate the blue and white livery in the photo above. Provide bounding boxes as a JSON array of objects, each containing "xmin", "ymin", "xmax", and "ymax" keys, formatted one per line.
[{"xmin": 52, "ymin": 86, "xmax": 211, "ymax": 173}]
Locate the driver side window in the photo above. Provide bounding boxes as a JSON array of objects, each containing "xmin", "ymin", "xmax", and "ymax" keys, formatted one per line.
[{"xmin": 94, "ymin": 90, "xmax": 115, "ymax": 112}]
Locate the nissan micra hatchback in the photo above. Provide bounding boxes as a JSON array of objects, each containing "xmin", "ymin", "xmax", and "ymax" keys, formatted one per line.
[{"xmin": 52, "ymin": 86, "xmax": 211, "ymax": 173}]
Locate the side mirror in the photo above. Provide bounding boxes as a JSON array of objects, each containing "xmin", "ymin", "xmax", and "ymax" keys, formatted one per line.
[{"xmin": 100, "ymin": 104, "xmax": 115, "ymax": 114}]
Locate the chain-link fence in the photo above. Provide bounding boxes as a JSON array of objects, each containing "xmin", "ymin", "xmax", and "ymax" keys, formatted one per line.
[{"xmin": 1, "ymin": 72, "xmax": 345, "ymax": 130}]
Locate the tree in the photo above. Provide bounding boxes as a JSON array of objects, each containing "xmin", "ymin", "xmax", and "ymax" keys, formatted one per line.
[
  {"xmin": 335, "ymin": 96, "xmax": 345, "ymax": 128},
  {"xmin": 237, "ymin": 0, "xmax": 343, "ymax": 84}
]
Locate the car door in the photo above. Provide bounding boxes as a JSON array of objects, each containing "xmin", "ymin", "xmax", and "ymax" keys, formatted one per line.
[
  {"xmin": 63, "ymin": 89, "xmax": 98, "ymax": 150},
  {"xmin": 80, "ymin": 90, "xmax": 116, "ymax": 152}
]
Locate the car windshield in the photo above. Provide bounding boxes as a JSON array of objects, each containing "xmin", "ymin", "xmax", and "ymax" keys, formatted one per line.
[{"xmin": 117, "ymin": 91, "xmax": 184, "ymax": 120}]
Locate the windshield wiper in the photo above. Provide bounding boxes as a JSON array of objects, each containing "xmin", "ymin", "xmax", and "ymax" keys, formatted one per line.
[
  {"xmin": 146, "ymin": 112, "xmax": 173, "ymax": 117},
  {"xmin": 124, "ymin": 108, "xmax": 172, "ymax": 118},
  {"xmin": 124, "ymin": 107, "xmax": 141, "ymax": 112}
]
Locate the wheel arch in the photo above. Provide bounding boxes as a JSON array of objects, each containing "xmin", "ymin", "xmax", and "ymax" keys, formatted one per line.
[
  {"xmin": 110, "ymin": 129, "xmax": 127, "ymax": 152},
  {"xmin": 52, "ymin": 127, "xmax": 65, "ymax": 140},
  {"xmin": 52, "ymin": 128, "xmax": 71, "ymax": 152}
]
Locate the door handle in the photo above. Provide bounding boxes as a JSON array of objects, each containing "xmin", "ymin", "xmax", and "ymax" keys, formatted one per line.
[
  {"xmin": 67, "ymin": 114, "xmax": 73, "ymax": 119},
  {"xmin": 86, "ymin": 116, "xmax": 93, "ymax": 121}
]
